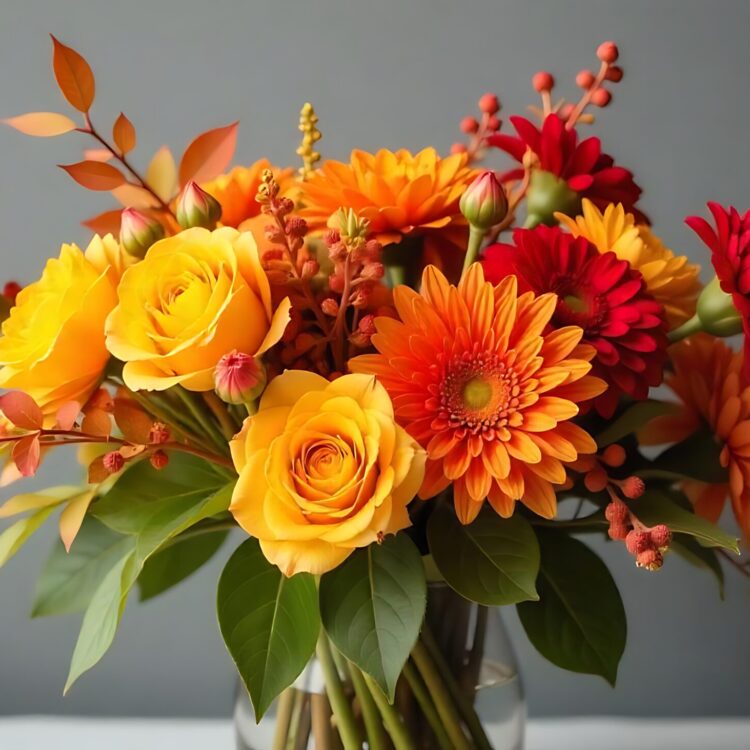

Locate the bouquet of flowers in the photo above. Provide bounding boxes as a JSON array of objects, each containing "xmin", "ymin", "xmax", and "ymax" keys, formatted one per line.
[{"xmin": 1, "ymin": 36, "xmax": 747, "ymax": 749}]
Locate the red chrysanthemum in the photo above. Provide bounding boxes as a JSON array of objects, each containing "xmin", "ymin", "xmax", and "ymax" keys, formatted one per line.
[
  {"xmin": 482, "ymin": 226, "xmax": 667, "ymax": 417},
  {"xmin": 487, "ymin": 113, "xmax": 647, "ymax": 223},
  {"xmin": 686, "ymin": 202, "xmax": 750, "ymax": 378}
]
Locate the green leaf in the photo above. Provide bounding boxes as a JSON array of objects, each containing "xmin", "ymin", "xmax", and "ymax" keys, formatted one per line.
[
  {"xmin": 217, "ymin": 539, "xmax": 319, "ymax": 720},
  {"xmin": 32, "ymin": 516, "xmax": 133, "ymax": 617},
  {"xmin": 65, "ymin": 455, "xmax": 233, "ymax": 692},
  {"xmin": 0, "ymin": 505, "xmax": 57, "ymax": 567},
  {"xmin": 517, "ymin": 529, "xmax": 626, "ymax": 685},
  {"xmin": 596, "ymin": 400, "xmax": 678, "ymax": 448},
  {"xmin": 319, "ymin": 534, "xmax": 426, "ymax": 701},
  {"xmin": 427, "ymin": 503, "xmax": 540, "ymax": 606},
  {"xmin": 629, "ymin": 490, "xmax": 739, "ymax": 553},
  {"xmin": 138, "ymin": 529, "xmax": 229, "ymax": 602},
  {"xmin": 647, "ymin": 431, "xmax": 727, "ymax": 484},
  {"xmin": 671, "ymin": 535, "xmax": 725, "ymax": 599}
]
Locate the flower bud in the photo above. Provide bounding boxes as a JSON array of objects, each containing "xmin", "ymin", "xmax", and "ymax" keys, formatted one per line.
[
  {"xmin": 625, "ymin": 529, "xmax": 652, "ymax": 556},
  {"xmin": 460, "ymin": 116, "xmax": 480, "ymax": 134},
  {"xmin": 597, "ymin": 41, "xmax": 619, "ymax": 64},
  {"xmin": 696, "ymin": 276, "xmax": 743, "ymax": 336},
  {"xmin": 605, "ymin": 501, "xmax": 629, "ymax": 525},
  {"xmin": 120, "ymin": 208, "xmax": 165, "ymax": 259},
  {"xmin": 478, "ymin": 93, "xmax": 500, "ymax": 115},
  {"xmin": 459, "ymin": 171, "xmax": 508, "ymax": 231},
  {"xmin": 621, "ymin": 475, "xmax": 645, "ymax": 499},
  {"xmin": 608, "ymin": 523, "xmax": 629, "ymax": 541},
  {"xmin": 149, "ymin": 422, "xmax": 170, "ymax": 445},
  {"xmin": 362, "ymin": 262, "xmax": 385, "ymax": 280},
  {"xmin": 486, "ymin": 116, "xmax": 501, "ymax": 132},
  {"xmin": 605, "ymin": 65, "xmax": 624, "ymax": 82},
  {"xmin": 532, "ymin": 71, "xmax": 555, "ymax": 93},
  {"xmin": 591, "ymin": 88, "xmax": 612, "ymax": 107},
  {"xmin": 2, "ymin": 281, "xmax": 22, "ymax": 304},
  {"xmin": 601, "ymin": 443, "xmax": 626, "ymax": 467},
  {"xmin": 176, "ymin": 181, "xmax": 222, "ymax": 230},
  {"xmin": 525, "ymin": 169, "xmax": 580, "ymax": 228},
  {"xmin": 649, "ymin": 524, "xmax": 672, "ymax": 550},
  {"xmin": 636, "ymin": 548, "xmax": 663, "ymax": 571},
  {"xmin": 214, "ymin": 350, "xmax": 266, "ymax": 405},
  {"xmin": 576, "ymin": 70, "xmax": 596, "ymax": 89},
  {"xmin": 301, "ymin": 259, "xmax": 319, "ymax": 279},
  {"xmin": 103, "ymin": 451, "xmax": 125, "ymax": 475},
  {"xmin": 450, "ymin": 143, "xmax": 468, "ymax": 155},
  {"xmin": 150, "ymin": 450, "xmax": 169, "ymax": 471},
  {"xmin": 321, "ymin": 298, "xmax": 340, "ymax": 316}
]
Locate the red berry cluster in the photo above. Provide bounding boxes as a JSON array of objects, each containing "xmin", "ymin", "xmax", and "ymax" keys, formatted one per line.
[
  {"xmin": 606, "ymin": 499, "xmax": 672, "ymax": 570},
  {"xmin": 452, "ymin": 92, "xmax": 502, "ymax": 162}
]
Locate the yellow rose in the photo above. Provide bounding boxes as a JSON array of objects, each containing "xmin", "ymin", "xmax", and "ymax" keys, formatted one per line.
[
  {"xmin": 105, "ymin": 227, "xmax": 291, "ymax": 392},
  {"xmin": 0, "ymin": 235, "xmax": 121, "ymax": 418},
  {"xmin": 229, "ymin": 371, "xmax": 426, "ymax": 576}
]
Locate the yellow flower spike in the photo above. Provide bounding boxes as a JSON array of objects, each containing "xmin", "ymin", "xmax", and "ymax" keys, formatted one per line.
[{"xmin": 296, "ymin": 102, "xmax": 322, "ymax": 180}]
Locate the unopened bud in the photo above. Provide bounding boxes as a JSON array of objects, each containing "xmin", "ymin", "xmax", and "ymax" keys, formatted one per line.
[
  {"xmin": 625, "ymin": 529, "xmax": 652, "ymax": 556},
  {"xmin": 532, "ymin": 71, "xmax": 555, "ymax": 92},
  {"xmin": 636, "ymin": 548, "xmax": 663, "ymax": 571},
  {"xmin": 608, "ymin": 523, "xmax": 629, "ymax": 541},
  {"xmin": 605, "ymin": 501, "xmax": 629, "ymax": 525},
  {"xmin": 286, "ymin": 216, "xmax": 308, "ymax": 238},
  {"xmin": 301, "ymin": 259, "xmax": 319, "ymax": 279},
  {"xmin": 149, "ymin": 422, "xmax": 170, "ymax": 445},
  {"xmin": 486, "ymin": 115, "xmax": 501, "ymax": 132},
  {"xmin": 362, "ymin": 262, "xmax": 385, "ymax": 280},
  {"xmin": 214, "ymin": 350, "xmax": 266, "ymax": 405},
  {"xmin": 176, "ymin": 181, "xmax": 222, "ymax": 229},
  {"xmin": 621, "ymin": 476, "xmax": 645, "ymax": 499},
  {"xmin": 478, "ymin": 93, "xmax": 500, "ymax": 115},
  {"xmin": 120, "ymin": 208, "xmax": 165, "ymax": 258},
  {"xmin": 583, "ymin": 468, "xmax": 608, "ymax": 493},
  {"xmin": 601, "ymin": 444, "xmax": 626, "ymax": 467},
  {"xmin": 649, "ymin": 524, "xmax": 672, "ymax": 550},
  {"xmin": 321, "ymin": 298, "xmax": 340, "ymax": 316},
  {"xmin": 2, "ymin": 281, "xmax": 22, "ymax": 304},
  {"xmin": 460, "ymin": 117, "xmax": 480, "ymax": 134},
  {"xmin": 329, "ymin": 274, "xmax": 346, "ymax": 294},
  {"xmin": 576, "ymin": 70, "xmax": 596, "ymax": 89},
  {"xmin": 591, "ymin": 88, "xmax": 612, "ymax": 107},
  {"xmin": 596, "ymin": 41, "xmax": 619, "ymax": 64},
  {"xmin": 150, "ymin": 450, "xmax": 169, "ymax": 471},
  {"xmin": 696, "ymin": 276, "xmax": 743, "ymax": 337},
  {"xmin": 459, "ymin": 171, "xmax": 508, "ymax": 231},
  {"xmin": 450, "ymin": 143, "xmax": 468, "ymax": 154},
  {"xmin": 103, "ymin": 451, "xmax": 124, "ymax": 475}
]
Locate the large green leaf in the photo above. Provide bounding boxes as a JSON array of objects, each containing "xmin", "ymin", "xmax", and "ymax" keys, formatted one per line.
[
  {"xmin": 629, "ymin": 490, "xmax": 739, "ymax": 553},
  {"xmin": 0, "ymin": 505, "xmax": 57, "ymax": 567},
  {"xmin": 517, "ymin": 529, "xmax": 626, "ymax": 685},
  {"xmin": 647, "ymin": 431, "xmax": 727, "ymax": 484},
  {"xmin": 32, "ymin": 516, "xmax": 133, "ymax": 617},
  {"xmin": 319, "ymin": 533, "xmax": 426, "ymax": 701},
  {"xmin": 671, "ymin": 535, "xmax": 725, "ymax": 599},
  {"xmin": 596, "ymin": 400, "xmax": 678, "ymax": 448},
  {"xmin": 217, "ymin": 539, "xmax": 319, "ymax": 720},
  {"xmin": 427, "ymin": 503, "xmax": 540, "ymax": 606},
  {"xmin": 138, "ymin": 529, "xmax": 229, "ymax": 602},
  {"xmin": 65, "ymin": 456, "xmax": 233, "ymax": 692}
]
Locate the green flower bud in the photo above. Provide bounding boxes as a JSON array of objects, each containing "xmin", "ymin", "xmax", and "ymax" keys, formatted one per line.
[
  {"xmin": 176, "ymin": 181, "xmax": 222, "ymax": 230},
  {"xmin": 459, "ymin": 171, "xmax": 508, "ymax": 231}
]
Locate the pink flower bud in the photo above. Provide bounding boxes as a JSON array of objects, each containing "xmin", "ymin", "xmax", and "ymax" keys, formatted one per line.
[
  {"xmin": 103, "ymin": 451, "xmax": 125, "ymax": 475},
  {"xmin": 486, "ymin": 116, "xmax": 501, "ymax": 132},
  {"xmin": 605, "ymin": 65, "xmax": 624, "ymax": 83},
  {"xmin": 460, "ymin": 116, "xmax": 480, "ymax": 134},
  {"xmin": 605, "ymin": 501, "xmax": 629, "ymax": 525},
  {"xmin": 321, "ymin": 298, "xmax": 340, "ymax": 316},
  {"xmin": 532, "ymin": 71, "xmax": 555, "ymax": 92},
  {"xmin": 149, "ymin": 422, "xmax": 170, "ymax": 445},
  {"xmin": 601, "ymin": 444, "xmax": 626, "ymax": 467},
  {"xmin": 459, "ymin": 171, "xmax": 508, "ymax": 230},
  {"xmin": 176, "ymin": 182, "xmax": 222, "ymax": 229},
  {"xmin": 2, "ymin": 281, "xmax": 22, "ymax": 304},
  {"xmin": 358, "ymin": 314, "xmax": 377, "ymax": 336},
  {"xmin": 576, "ymin": 70, "xmax": 596, "ymax": 90},
  {"xmin": 150, "ymin": 450, "xmax": 169, "ymax": 471},
  {"xmin": 621, "ymin": 476, "xmax": 645, "ymax": 499},
  {"xmin": 591, "ymin": 88, "xmax": 612, "ymax": 107},
  {"xmin": 450, "ymin": 143, "xmax": 468, "ymax": 154},
  {"xmin": 649, "ymin": 524, "xmax": 672, "ymax": 550},
  {"xmin": 625, "ymin": 529, "xmax": 652, "ymax": 556},
  {"xmin": 120, "ymin": 208, "xmax": 165, "ymax": 258},
  {"xmin": 285, "ymin": 216, "xmax": 308, "ymax": 238},
  {"xmin": 329, "ymin": 273, "xmax": 346, "ymax": 293},
  {"xmin": 636, "ymin": 548, "xmax": 663, "ymax": 571},
  {"xmin": 324, "ymin": 229, "xmax": 341, "ymax": 246},
  {"xmin": 362, "ymin": 262, "xmax": 385, "ymax": 280},
  {"xmin": 214, "ymin": 350, "xmax": 266, "ymax": 405},
  {"xmin": 478, "ymin": 93, "xmax": 500, "ymax": 115},
  {"xmin": 301, "ymin": 259, "xmax": 320, "ymax": 279},
  {"xmin": 597, "ymin": 41, "xmax": 619, "ymax": 64},
  {"xmin": 608, "ymin": 523, "xmax": 629, "ymax": 541}
]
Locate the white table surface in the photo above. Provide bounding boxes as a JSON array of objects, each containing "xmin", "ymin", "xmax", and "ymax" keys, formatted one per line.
[{"xmin": 0, "ymin": 717, "xmax": 748, "ymax": 750}]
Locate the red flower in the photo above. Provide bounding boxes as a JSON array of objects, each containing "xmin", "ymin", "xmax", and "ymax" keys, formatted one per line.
[
  {"xmin": 487, "ymin": 114, "xmax": 647, "ymax": 223},
  {"xmin": 685, "ymin": 203, "xmax": 750, "ymax": 377},
  {"xmin": 482, "ymin": 226, "xmax": 667, "ymax": 417}
]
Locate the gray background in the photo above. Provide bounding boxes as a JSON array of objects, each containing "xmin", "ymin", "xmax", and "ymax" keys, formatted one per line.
[{"xmin": 1, "ymin": 0, "xmax": 749, "ymax": 720}]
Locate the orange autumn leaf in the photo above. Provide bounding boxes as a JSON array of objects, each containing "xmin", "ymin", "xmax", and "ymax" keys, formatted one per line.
[
  {"xmin": 12, "ymin": 435, "xmax": 41, "ymax": 477},
  {"xmin": 113, "ymin": 112, "xmax": 136, "ymax": 155},
  {"xmin": 113, "ymin": 395, "xmax": 153, "ymax": 444},
  {"xmin": 87, "ymin": 455, "xmax": 110, "ymax": 484},
  {"xmin": 58, "ymin": 489, "xmax": 96, "ymax": 552},
  {"xmin": 59, "ymin": 160, "xmax": 126, "ymax": 191},
  {"xmin": 178, "ymin": 122, "xmax": 238, "ymax": 187},
  {"xmin": 3, "ymin": 112, "xmax": 77, "ymax": 137},
  {"xmin": 55, "ymin": 401, "xmax": 81, "ymax": 431},
  {"xmin": 111, "ymin": 183, "xmax": 159, "ymax": 209},
  {"xmin": 0, "ymin": 391, "xmax": 43, "ymax": 431},
  {"xmin": 82, "ymin": 208, "xmax": 123, "ymax": 236},
  {"xmin": 50, "ymin": 35, "xmax": 95, "ymax": 113},
  {"xmin": 146, "ymin": 146, "xmax": 178, "ymax": 202},
  {"xmin": 81, "ymin": 407, "xmax": 112, "ymax": 438},
  {"xmin": 83, "ymin": 148, "xmax": 113, "ymax": 162}
]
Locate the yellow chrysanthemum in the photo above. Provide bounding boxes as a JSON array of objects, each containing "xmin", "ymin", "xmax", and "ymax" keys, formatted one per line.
[
  {"xmin": 299, "ymin": 148, "xmax": 478, "ymax": 273},
  {"xmin": 557, "ymin": 200, "xmax": 701, "ymax": 329},
  {"xmin": 202, "ymin": 159, "xmax": 295, "ymax": 229}
]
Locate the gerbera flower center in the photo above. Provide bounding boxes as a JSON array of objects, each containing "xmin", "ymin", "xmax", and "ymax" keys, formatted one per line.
[{"xmin": 462, "ymin": 376, "xmax": 493, "ymax": 410}]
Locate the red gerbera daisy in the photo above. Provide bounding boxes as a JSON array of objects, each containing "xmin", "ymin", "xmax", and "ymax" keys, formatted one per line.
[
  {"xmin": 482, "ymin": 226, "xmax": 667, "ymax": 417},
  {"xmin": 685, "ymin": 202, "xmax": 750, "ymax": 378},
  {"xmin": 487, "ymin": 113, "xmax": 647, "ymax": 224}
]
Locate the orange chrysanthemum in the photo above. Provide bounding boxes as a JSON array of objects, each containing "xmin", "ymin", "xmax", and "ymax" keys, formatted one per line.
[
  {"xmin": 350, "ymin": 264, "xmax": 606, "ymax": 524},
  {"xmin": 299, "ymin": 148, "xmax": 478, "ymax": 273},
  {"xmin": 557, "ymin": 200, "xmax": 701, "ymax": 330},
  {"xmin": 639, "ymin": 335, "xmax": 750, "ymax": 537},
  {"xmin": 202, "ymin": 159, "xmax": 295, "ymax": 229}
]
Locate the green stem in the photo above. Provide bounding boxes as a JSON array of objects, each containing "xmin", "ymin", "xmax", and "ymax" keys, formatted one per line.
[
  {"xmin": 175, "ymin": 387, "xmax": 229, "ymax": 453},
  {"xmin": 346, "ymin": 662, "xmax": 388, "ymax": 750},
  {"xmin": 316, "ymin": 635, "xmax": 363, "ymax": 750},
  {"xmin": 203, "ymin": 390, "xmax": 240, "ymax": 439},
  {"xmin": 419, "ymin": 629, "xmax": 493, "ymax": 750},
  {"xmin": 402, "ymin": 661, "xmax": 454, "ymax": 750},
  {"xmin": 530, "ymin": 513, "xmax": 606, "ymax": 529},
  {"xmin": 462, "ymin": 225, "xmax": 485, "ymax": 275},
  {"xmin": 362, "ymin": 673, "xmax": 416, "ymax": 750},
  {"xmin": 272, "ymin": 688, "xmax": 295, "ymax": 750},
  {"xmin": 668, "ymin": 313, "xmax": 703, "ymax": 343},
  {"xmin": 411, "ymin": 641, "xmax": 472, "ymax": 750}
]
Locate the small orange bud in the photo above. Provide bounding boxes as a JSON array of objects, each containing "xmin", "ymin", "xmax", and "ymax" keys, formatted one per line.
[
  {"xmin": 285, "ymin": 216, "xmax": 308, "ymax": 238},
  {"xmin": 576, "ymin": 70, "xmax": 596, "ymax": 89},
  {"xmin": 149, "ymin": 422, "xmax": 170, "ymax": 445},
  {"xmin": 601, "ymin": 444, "xmax": 626, "ymax": 467},
  {"xmin": 120, "ymin": 208, "xmax": 165, "ymax": 259},
  {"xmin": 605, "ymin": 501, "xmax": 629, "ymax": 525},
  {"xmin": 450, "ymin": 142, "xmax": 468, "ymax": 154},
  {"xmin": 608, "ymin": 523, "xmax": 629, "ymax": 541},
  {"xmin": 621, "ymin": 476, "xmax": 645, "ymax": 499},
  {"xmin": 596, "ymin": 41, "xmax": 619, "ymax": 64},
  {"xmin": 103, "ymin": 451, "xmax": 124, "ymax": 475},
  {"xmin": 176, "ymin": 181, "xmax": 222, "ymax": 229},
  {"xmin": 362, "ymin": 262, "xmax": 385, "ymax": 280},
  {"xmin": 478, "ymin": 93, "xmax": 500, "ymax": 115},
  {"xmin": 486, "ymin": 115, "xmax": 501, "ymax": 132},
  {"xmin": 301, "ymin": 259, "xmax": 319, "ymax": 279},
  {"xmin": 636, "ymin": 548, "xmax": 663, "ymax": 571},
  {"xmin": 591, "ymin": 88, "xmax": 612, "ymax": 107},
  {"xmin": 584, "ymin": 468, "xmax": 608, "ymax": 493},
  {"xmin": 649, "ymin": 524, "xmax": 672, "ymax": 550},
  {"xmin": 329, "ymin": 274, "xmax": 346, "ymax": 293},
  {"xmin": 214, "ymin": 350, "xmax": 266, "ymax": 405},
  {"xmin": 321, "ymin": 298, "xmax": 340, "ymax": 316},
  {"xmin": 625, "ymin": 529, "xmax": 652, "ymax": 556},
  {"xmin": 532, "ymin": 71, "xmax": 555, "ymax": 92},
  {"xmin": 605, "ymin": 65, "xmax": 624, "ymax": 82},
  {"xmin": 2, "ymin": 281, "xmax": 22, "ymax": 304},
  {"xmin": 150, "ymin": 449, "xmax": 169, "ymax": 471},
  {"xmin": 460, "ymin": 116, "xmax": 480, "ymax": 134}
]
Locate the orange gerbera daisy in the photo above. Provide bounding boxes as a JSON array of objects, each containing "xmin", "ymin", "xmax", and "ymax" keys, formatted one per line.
[
  {"xmin": 639, "ymin": 335, "xmax": 750, "ymax": 537},
  {"xmin": 202, "ymin": 159, "xmax": 295, "ymax": 229},
  {"xmin": 299, "ymin": 148, "xmax": 478, "ymax": 274},
  {"xmin": 557, "ymin": 200, "xmax": 701, "ymax": 330},
  {"xmin": 350, "ymin": 264, "xmax": 606, "ymax": 523}
]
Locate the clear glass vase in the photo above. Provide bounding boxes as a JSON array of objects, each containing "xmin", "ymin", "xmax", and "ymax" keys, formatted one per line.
[{"xmin": 234, "ymin": 585, "xmax": 525, "ymax": 749}]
